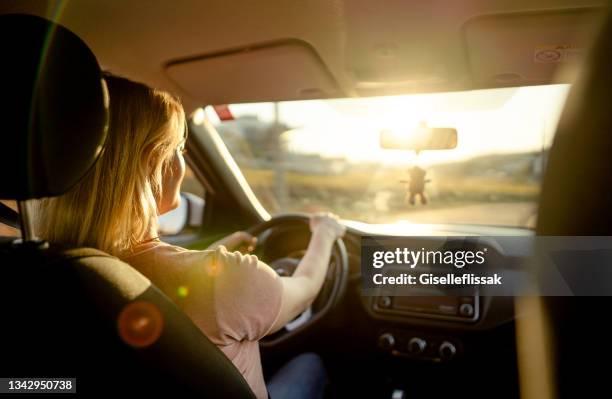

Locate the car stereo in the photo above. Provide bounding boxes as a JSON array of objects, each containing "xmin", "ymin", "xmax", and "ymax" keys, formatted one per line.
[{"xmin": 372, "ymin": 286, "xmax": 479, "ymax": 322}]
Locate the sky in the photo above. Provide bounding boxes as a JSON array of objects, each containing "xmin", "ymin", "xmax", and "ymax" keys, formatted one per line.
[{"xmin": 206, "ymin": 84, "xmax": 570, "ymax": 166}]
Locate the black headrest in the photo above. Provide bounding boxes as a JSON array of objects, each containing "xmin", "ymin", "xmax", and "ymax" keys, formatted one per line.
[
  {"xmin": 536, "ymin": 11, "xmax": 612, "ymax": 235},
  {"xmin": 0, "ymin": 14, "xmax": 108, "ymax": 200}
]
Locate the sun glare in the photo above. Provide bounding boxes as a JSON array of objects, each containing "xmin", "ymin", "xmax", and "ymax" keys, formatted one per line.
[
  {"xmin": 202, "ymin": 84, "xmax": 570, "ymax": 227},
  {"xmin": 220, "ymin": 84, "xmax": 569, "ymax": 166}
]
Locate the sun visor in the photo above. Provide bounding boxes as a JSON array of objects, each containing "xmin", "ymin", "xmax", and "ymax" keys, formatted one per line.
[
  {"xmin": 463, "ymin": 8, "xmax": 604, "ymax": 88},
  {"xmin": 165, "ymin": 40, "xmax": 342, "ymax": 105}
]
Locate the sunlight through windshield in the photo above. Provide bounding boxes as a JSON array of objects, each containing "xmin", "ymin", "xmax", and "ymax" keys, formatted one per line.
[{"xmin": 203, "ymin": 85, "xmax": 570, "ymax": 228}]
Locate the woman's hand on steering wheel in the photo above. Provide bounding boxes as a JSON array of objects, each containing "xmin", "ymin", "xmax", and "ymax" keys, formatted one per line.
[
  {"xmin": 245, "ymin": 213, "xmax": 350, "ymax": 346},
  {"xmin": 207, "ymin": 231, "xmax": 258, "ymax": 253},
  {"xmin": 309, "ymin": 212, "xmax": 346, "ymax": 243}
]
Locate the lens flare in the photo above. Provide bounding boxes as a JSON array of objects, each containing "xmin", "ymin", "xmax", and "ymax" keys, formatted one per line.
[
  {"xmin": 177, "ymin": 285, "xmax": 189, "ymax": 298},
  {"xmin": 117, "ymin": 300, "xmax": 164, "ymax": 348}
]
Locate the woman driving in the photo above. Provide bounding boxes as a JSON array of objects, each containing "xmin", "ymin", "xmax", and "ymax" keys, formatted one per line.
[{"xmin": 33, "ymin": 74, "xmax": 345, "ymax": 399}]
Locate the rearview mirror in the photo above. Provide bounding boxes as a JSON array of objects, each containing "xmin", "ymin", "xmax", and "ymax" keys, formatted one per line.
[{"xmin": 380, "ymin": 126, "xmax": 458, "ymax": 151}]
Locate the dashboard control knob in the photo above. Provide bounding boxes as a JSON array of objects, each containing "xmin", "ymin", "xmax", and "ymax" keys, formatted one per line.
[
  {"xmin": 439, "ymin": 341, "xmax": 457, "ymax": 360},
  {"xmin": 378, "ymin": 296, "xmax": 392, "ymax": 308},
  {"xmin": 378, "ymin": 333, "xmax": 395, "ymax": 350},
  {"xmin": 407, "ymin": 337, "xmax": 427, "ymax": 354},
  {"xmin": 459, "ymin": 303, "xmax": 474, "ymax": 317}
]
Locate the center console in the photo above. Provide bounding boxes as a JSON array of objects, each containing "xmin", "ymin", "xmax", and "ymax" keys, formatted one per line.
[{"xmin": 373, "ymin": 293, "xmax": 479, "ymax": 322}]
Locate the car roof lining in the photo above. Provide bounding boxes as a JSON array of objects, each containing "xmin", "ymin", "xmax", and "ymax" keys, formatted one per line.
[
  {"xmin": 165, "ymin": 39, "xmax": 344, "ymax": 105},
  {"xmin": 1, "ymin": 0, "xmax": 608, "ymax": 113}
]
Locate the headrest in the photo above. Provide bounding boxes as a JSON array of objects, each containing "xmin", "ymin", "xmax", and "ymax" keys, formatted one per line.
[
  {"xmin": 0, "ymin": 14, "xmax": 108, "ymax": 200},
  {"xmin": 537, "ymin": 11, "xmax": 612, "ymax": 235}
]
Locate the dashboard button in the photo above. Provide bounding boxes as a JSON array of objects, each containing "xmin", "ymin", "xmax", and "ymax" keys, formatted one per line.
[
  {"xmin": 439, "ymin": 341, "xmax": 457, "ymax": 360},
  {"xmin": 378, "ymin": 296, "xmax": 392, "ymax": 308},
  {"xmin": 407, "ymin": 337, "xmax": 427, "ymax": 354},
  {"xmin": 378, "ymin": 333, "xmax": 395, "ymax": 350},
  {"xmin": 459, "ymin": 303, "xmax": 474, "ymax": 317}
]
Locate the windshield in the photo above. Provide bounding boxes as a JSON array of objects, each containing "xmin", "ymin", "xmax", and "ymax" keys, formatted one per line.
[{"xmin": 203, "ymin": 85, "xmax": 569, "ymax": 228}]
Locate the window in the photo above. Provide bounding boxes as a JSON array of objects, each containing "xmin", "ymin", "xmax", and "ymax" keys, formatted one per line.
[
  {"xmin": 205, "ymin": 84, "xmax": 569, "ymax": 228},
  {"xmin": 158, "ymin": 163, "xmax": 206, "ymax": 236}
]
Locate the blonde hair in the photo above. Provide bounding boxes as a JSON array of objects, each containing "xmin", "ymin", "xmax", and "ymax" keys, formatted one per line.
[{"xmin": 33, "ymin": 74, "xmax": 186, "ymax": 256}]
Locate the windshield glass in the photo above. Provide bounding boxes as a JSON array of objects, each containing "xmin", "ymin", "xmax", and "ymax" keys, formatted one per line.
[{"xmin": 203, "ymin": 85, "xmax": 569, "ymax": 228}]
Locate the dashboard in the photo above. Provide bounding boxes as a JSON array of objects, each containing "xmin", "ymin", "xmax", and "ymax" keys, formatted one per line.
[
  {"xmin": 345, "ymin": 221, "xmax": 529, "ymax": 362},
  {"xmin": 259, "ymin": 219, "xmax": 530, "ymax": 364}
]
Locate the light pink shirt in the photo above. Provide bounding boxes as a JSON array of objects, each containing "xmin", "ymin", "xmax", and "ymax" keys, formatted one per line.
[{"xmin": 120, "ymin": 241, "xmax": 283, "ymax": 399}]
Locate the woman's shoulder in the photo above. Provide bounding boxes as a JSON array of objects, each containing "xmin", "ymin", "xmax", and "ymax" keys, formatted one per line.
[
  {"xmin": 153, "ymin": 244, "xmax": 278, "ymax": 291},
  {"xmin": 123, "ymin": 241, "xmax": 260, "ymax": 271},
  {"xmin": 125, "ymin": 241, "xmax": 282, "ymax": 342}
]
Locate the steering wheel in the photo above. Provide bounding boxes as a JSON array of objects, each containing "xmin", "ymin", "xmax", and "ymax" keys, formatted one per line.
[{"xmin": 246, "ymin": 214, "xmax": 349, "ymax": 347}]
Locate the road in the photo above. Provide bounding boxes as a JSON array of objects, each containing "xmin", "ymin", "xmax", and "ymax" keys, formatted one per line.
[{"xmin": 392, "ymin": 202, "xmax": 537, "ymax": 228}]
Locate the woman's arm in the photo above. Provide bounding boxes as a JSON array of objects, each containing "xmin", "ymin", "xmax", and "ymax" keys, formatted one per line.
[
  {"xmin": 268, "ymin": 213, "xmax": 345, "ymax": 334},
  {"xmin": 207, "ymin": 231, "xmax": 257, "ymax": 252}
]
